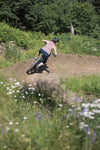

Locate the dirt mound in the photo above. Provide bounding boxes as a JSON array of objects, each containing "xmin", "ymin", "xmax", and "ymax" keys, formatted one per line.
[{"xmin": 2, "ymin": 54, "xmax": 100, "ymax": 84}]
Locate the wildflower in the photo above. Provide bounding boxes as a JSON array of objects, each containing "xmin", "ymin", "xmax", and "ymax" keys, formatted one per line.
[
  {"xmin": 69, "ymin": 107, "xmax": 74, "ymax": 115},
  {"xmin": 66, "ymin": 125, "xmax": 69, "ymax": 128},
  {"xmin": 92, "ymin": 109, "xmax": 100, "ymax": 113},
  {"xmin": 89, "ymin": 116, "xmax": 95, "ymax": 119},
  {"xmin": 29, "ymin": 84, "xmax": 32, "ymax": 86},
  {"xmin": 23, "ymin": 96, "xmax": 25, "ymax": 99},
  {"xmin": 36, "ymin": 112, "xmax": 41, "ymax": 120},
  {"xmin": 3, "ymin": 146, "xmax": 7, "ymax": 149},
  {"xmin": 15, "ymin": 99, "xmax": 18, "ymax": 102},
  {"xmin": 58, "ymin": 104, "xmax": 63, "ymax": 107},
  {"xmin": 21, "ymin": 134, "xmax": 25, "ymax": 137},
  {"xmin": 16, "ymin": 90, "xmax": 19, "ymax": 93},
  {"xmin": 38, "ymin": 93, "xmax": 41, "ymax": 96},
  {"xmin": 9, "ymin": 121, "xmax": 13, "ymax": 126},
  {"xmin": 11, "ymin": 85, "xmax": 16, "ymax": 89},
  {"xmin": 14, "ymin": 128, "xmax": 19, "ymax": 133},
  {"xmin": 23, "ymin": 117, "xmax": 27, "ymax": 120},
  {"xmin": 15, "ymin": 81, "xmax": 20, "ymax": 86},
  {"xmin": 25, "ymin": 91, "xmax": 28, "ymax": 95},
  {"xmin": 95, "ymin": 99, "xmax": 100, "ymax": 103},
  {"xmin": 6, "ymin": 127, "xmax": 10, "ymax": 131},
  {"xmin": 93, "ymin": 47, "xmax": 97, "ymax": 51},
  {"xmin": 79, "ymin": 122, "xmax": 85, "ymax": 129},
  {"xmin": 46, "ymin": 114, "xmax": 49, "ymax": 117},
  {"xmin": 6, "ymin": 87, "xmax": 10, "ymax": 90},
  {"xmin": 81, "ymin": 107, "xmax": 85, "ymax": 117},
  {"xmin": 33, "ymin": 82, "xmax": 37, "ymax": 85},
  {"xmin": 69, "ymin": 98, "xmax": 73, "ymax": 101},
  {"xmin": 0, "ymin": 82, "xmax": 3, "ymax": 84},
  {"xmin": 13, "ymin": 79, "xmax": 17, "ymax": 82},
  {"xmin": 15, "ymin": 122, "xmax": 19, "ymax": 125},
  {"xmin": 92, "ymin": 131, "xmax": 96, "ymax": 143},
  {"xmin": 75, "ymin": 96, "xmax": 82, "ymax": 102},
  {"xmin": 7, "ymin": 92, "xmax": 13, "ymax": 95}
]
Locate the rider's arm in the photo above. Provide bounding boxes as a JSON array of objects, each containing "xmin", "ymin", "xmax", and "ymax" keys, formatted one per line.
[
  {"xmin": 42, "ymin": 40, "xmax": 49, "ymax": 43},
  {"xmin": 53, "ymin": 45, "xmax": 57, "ymax": 56}
]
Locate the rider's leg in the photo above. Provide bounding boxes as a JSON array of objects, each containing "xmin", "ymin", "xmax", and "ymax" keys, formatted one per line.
[{"xmin": 37, "ymin": 62, "xmax": 44, "ymax": 68}]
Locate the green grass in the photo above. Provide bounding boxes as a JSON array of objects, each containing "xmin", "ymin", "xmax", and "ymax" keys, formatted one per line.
[
  {"xmin": 0, "ymin": 73, "xmax": 100, "ymax": 149},
  {"xmin": 63, "ymin": 74, "xmax": 100, "ymax": 97}
]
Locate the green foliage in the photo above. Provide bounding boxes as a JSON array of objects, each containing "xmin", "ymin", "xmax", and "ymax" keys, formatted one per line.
[
  {"xmin": 57, "ymin": 33, "xmax": 100, "ymax": 56},
  {"xmin": 0, "ymin": 23, "xmax": 28, "ymax": 48},
  {"xmin": 63, "ymin": 74, "xmax": 100, "ymax": 96},
  {"xmin": 0, "ymin": 0, "xmax": 99, "ymax": 38},
  {"xmin": 5, "ymin": 43, "xmax": 21, "ymax": 62}
]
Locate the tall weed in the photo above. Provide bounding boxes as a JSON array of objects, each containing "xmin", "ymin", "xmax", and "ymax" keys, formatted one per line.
[{"xmin": 63, "ymin": 74, "xmax": 100, "ymax": 97}]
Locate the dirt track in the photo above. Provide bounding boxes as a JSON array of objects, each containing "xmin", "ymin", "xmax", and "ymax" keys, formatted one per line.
[{"xmin": 2, "ymin": 54, "xmax": 100, "ymax": 84}]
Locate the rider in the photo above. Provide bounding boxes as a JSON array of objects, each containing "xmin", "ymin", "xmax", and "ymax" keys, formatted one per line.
[{"xmin": 35, "ymin": 37, "xmax": 59, "ymax": 69}]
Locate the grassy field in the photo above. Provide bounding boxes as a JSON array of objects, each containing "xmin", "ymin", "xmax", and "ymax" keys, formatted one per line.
[
  {"xmin": 0, "ymin": 73, "xmax": 100, "ymax": 150},
  {"xmin": 0, "ymin": 23, "xmax": 100, "ymax": 149}
]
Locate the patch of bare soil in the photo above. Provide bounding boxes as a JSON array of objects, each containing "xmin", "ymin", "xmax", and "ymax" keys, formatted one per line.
[{"xmin": 2, "ymin": 54, "xmax": 100, "ymax": 84}]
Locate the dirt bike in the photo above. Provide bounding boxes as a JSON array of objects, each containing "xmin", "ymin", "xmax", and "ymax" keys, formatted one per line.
[{"xmin": 26, "ymin": 52, "xmax": 56, "ymax": 74}]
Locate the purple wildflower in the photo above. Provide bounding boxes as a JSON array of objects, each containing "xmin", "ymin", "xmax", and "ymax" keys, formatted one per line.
[
  {"xmin": 75, "ymin": 96, "xmax": 82, "ymax": 102},
  {"xmin": 81, "ymin": 107, "xmax": 85, "ymax": 118},
  {"xmin": 86, "ymin": 127, "xmax": 90, "ymax": 138},
  {"xmin": 69, "ymin": 98, "xmax": 73, "ymax": 101},
  {"xmin": 46, "ymin": 114, "xmax": 49, "ymax": 117},
  {"xmin": 36, "ymin": 112, "xmax": 41, "ymax": 120},
  {"xmin": 92, "ymin": 131, "xmax": 96, "ymax": 143},
  {"xmin": 70, "ymin": 107, "xmax": 74, "ymax": 115}
]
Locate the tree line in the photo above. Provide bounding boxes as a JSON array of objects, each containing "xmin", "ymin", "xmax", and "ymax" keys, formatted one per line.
[{"xmin": 0, "ymin": 0, "xmax": 100, "ymax": 38}]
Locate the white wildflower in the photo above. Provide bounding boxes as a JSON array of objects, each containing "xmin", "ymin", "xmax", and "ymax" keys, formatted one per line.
[
  {"xmin": 23, "ymin": 96, "xmax": 25, "ymax": 99},
  {"xmin": 89, "ymin": 116, "xmax": 95, "ymax": 119},
  {"xmin": 9, "ymin": 121, "xmax": 13, "ymax": 126},
  {"xmin": 23, "ymin": 117, "xmax": 27, "ymax": 120},
  {"xmin": 11, "ymin": 85, "xmax": 16, "ymax": 89},
  {"xmin": 58, "ymin": 104, "xmax": 63, "ymax": 107},
  {"xmin": 15, "ymin": 99, "xmax": 18, "ymax": 102},
  {"xmin": 33, "ymin": 82, "xmax": 37, "ymax": 85},
  {"xmin": 25, "ymin": 91, "xmax": 28, "ymax": 95},
  {"xmin": 16, "ymin": 90, "xmax": 19, "ymax": 93},
  {"xmin": 3, "ymin": 146, "xmax": 7, "ymax": 149},
  {"xmin": 14, "ymin": 128, "xmax": 19, "ymax": 133},
  {"xmin": 95, "ymin": 99, "xmax": 100, "ymax": 103},
  {"xmin": 13, "ymin": 79, "xmax": 17, "ymax": 82},
  {"xmin": 6, "ymin": 87, "xmax": 10, "ymax": 90},
  {"xmin": 6, "ymin": 127, "xmax": 10, "ymax": 131},
  {"xmin": 38, "ymin": 93, "xmax": 41, "ymax": 96},
  {"xmin": 29, "ymin": 84, "xmax": 32, "ymax": 86},
  {"xmin": 21, "ymin": 134, "xmax": 25, "ymax": 137},
  {"xmin": 92, "ymin": 109, "xmax": 100, "ymax": 113},
  {"xmin": 15, "ymin": 122, "xmax": 19, "ymax": 125},
  {"xmin": 15, "ymin": 81, "xmax": 20, "ymax": 86},
  {"xmin": 66, "ymin": 125, "xmax": 69, "ymax": 128},
  {"xmin": 79, "ymin": 122, "xmax": 85, "ymax": 129},
  {"xmin": 0, "ymin": 82, "xmax": 3, "ymax": 84},
  {"xmin": 7, "ymin": 92, "xmax": 13, "ymax": 95}
]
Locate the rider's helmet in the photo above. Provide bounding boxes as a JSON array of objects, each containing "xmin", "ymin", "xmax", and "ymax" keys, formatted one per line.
[{"xmin": 52, "ymin": 37, "xmax": 59, "ymax": 43}]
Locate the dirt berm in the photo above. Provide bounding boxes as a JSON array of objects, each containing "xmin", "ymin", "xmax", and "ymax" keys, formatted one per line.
[{"xmin": 2, "ymin": 54, "xmax": 100, "ymax": 84}]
